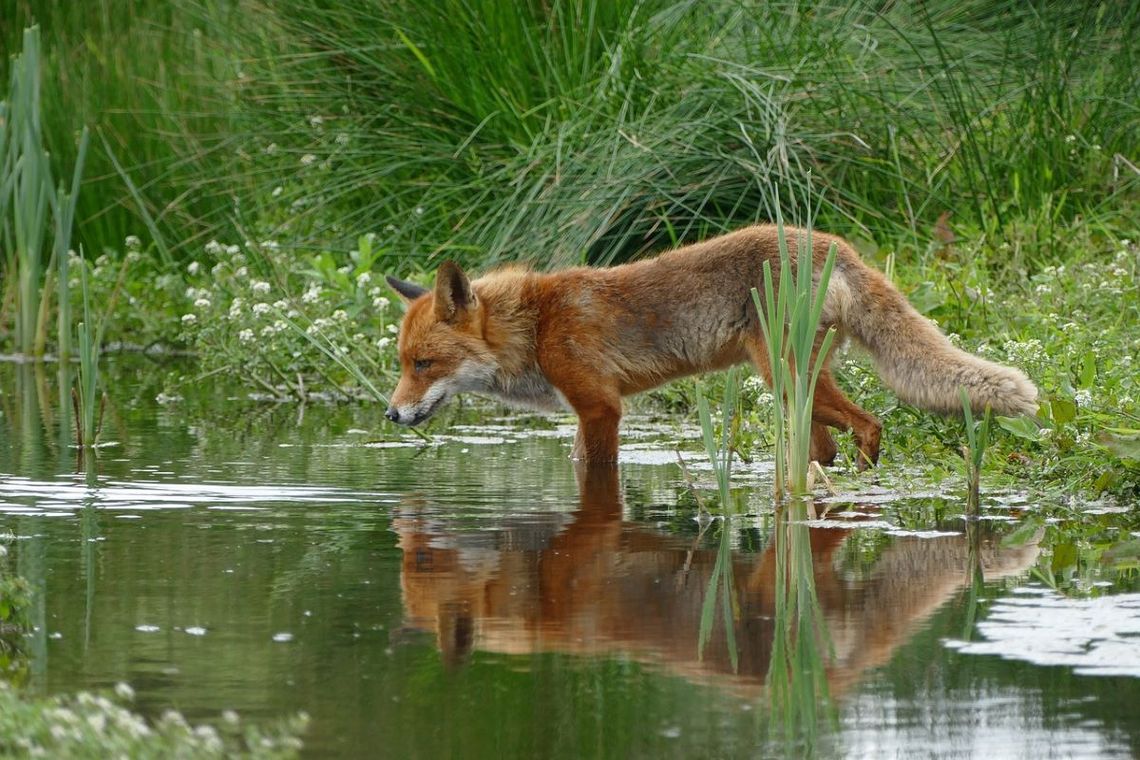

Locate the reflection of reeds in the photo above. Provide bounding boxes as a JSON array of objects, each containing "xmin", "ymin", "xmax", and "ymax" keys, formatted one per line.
[
  {"xmin": 698, "ymin": 521, "xmax": 739, "ymax": 672},
  {"xmin": 766, "ymin": 499, "xmax": 836, "ymax": 750},
  {"xmin": 751, "ymin": 198, "xmax": 837, "ymax": 498}
]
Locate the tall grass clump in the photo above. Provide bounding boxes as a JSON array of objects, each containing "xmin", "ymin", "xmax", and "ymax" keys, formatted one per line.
[
  {"xmin": 221, "ymin": 0, "xmax": 1137, "ymax": 270},
  {"xmin": 751, "ymin": 203, "xmax": 837, "ymax": 499},
  {"xmin": 0, "ymin": 26, "xmax": 90, "ymax": 360},
  {"xmin": 1, "ymin": 26, "xmax": 51, "ymax": 357},
  {"xmin": 1, "ymin": 2, "xmax": 246, "ymax": 260}
]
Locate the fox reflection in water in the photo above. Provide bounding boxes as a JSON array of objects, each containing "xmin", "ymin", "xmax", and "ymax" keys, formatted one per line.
[{"xmin": 393, "ymin": 467, "xmax": 1041, "ymax": 693}]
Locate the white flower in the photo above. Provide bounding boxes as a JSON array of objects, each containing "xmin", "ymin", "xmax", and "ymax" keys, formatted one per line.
[
  {"xmin": 235, "ymin": 266, "xmax": 248, "ymax": 279},
  {"xmin": 261, "ymin": 240, "xmax": 279, "ymax": 251},
  {"xmin": 1064, "ymin": 134, "xmax": 1077, "ymax": 143},
  {"xmin": 264, "ymin": 143, "xmax": 278, "ymax": 155},
  {"xmin": 300, "ymin": 154, "xmax": 317, "ymax": 166},
  {"xmin": 272, "ymin": 186, "xmax": 283, "ymax": 198},
  {"xmin": 125, "ymin": 235, "xmax": 141, "ymax": 251},
  {"xmin": 181, "ymin": 313, "xmax": 197, "ymax": 324},
  {"xmin": 335, "ymin": 132, "xmax": 350, "ymax": 146},
  {"xmin": 414, "ymin": 206, "xmax": 424, "ymax": 215},
  {"xmin": 187, "ymin": 261, "xmax": 200, "ymax": 275},
  {"xmin": 226, "ymin": 244, "xmax": 241, "ymax": 256},
  {"xmin": 387, "ymin": 324, "xmax": 398, "ymax": 334},
  {"xmin": 310, "ymin": 114, "xmax": 324, "ymax": 128},
  {"xmin": 194, "ymin": 298, "xmax": 211, "ymax": 309},
  {"xmin": 205, "ymin": 239, "xmax": 224, "ymax": 256},
  {"xmin": 302, "ymin": 286, "xmax": 321, "ymax": 304},
  {"xmin": 377, "ymin": 337, "xmax": 392, "ymax": 350},
  {"xmin": 273, "ymin": 320, "xmax": 288, "ymax": 332},
  {"xmin": 251, "ymin": 280, "xmax": 271, "ymax": 294},
  {"xmin": 229, "ymin": 298, "xmax": 244, "ymax": 318},
  {"xmin": 239, "ymin": 329, "xmax": 254, "ymax": 342},
  {"xmin": 114, "ymin": 682, "xmax": 136, "ymax": 701},
  {"xmin": 356, "ymin": 271, "xmax": 372, "ymax": 285},
  {"xmin": 273, "ymin": 300, "xmax": 288, "ymax": 310},
  {"xmin": 252, "ymin": 303, "xmax": 271, "ymax": 316},
  {"xmin": 1074, "ymin": 389, "xmax": 1092, "ymax": 407},
  {"xmin": 332, "ymin": 309, "xmax": 348, "ymax": 321}
]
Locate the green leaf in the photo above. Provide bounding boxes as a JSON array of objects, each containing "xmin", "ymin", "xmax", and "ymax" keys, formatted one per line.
[
  {"xmin": 1100, "ymin": 431, "xmax": 1140, "ymax": 461},
  {"xmin": 996, "ymin": 415, "xmax": 1041, "ymax": 441},
  {"xmin": 1051, "ymin": 398, "xmax": 1077, "ymax": 424},
  {"xmin": 1079, "ymin": 351, "xmax": 1097, "ymax": 389},
  {"xmin": 1051, "ymin": 542, "xmax": 1077, "ymax": 573}
]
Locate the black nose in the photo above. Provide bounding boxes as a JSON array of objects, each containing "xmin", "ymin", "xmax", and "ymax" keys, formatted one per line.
[{"xmin": 385, "ymin": 407, "xmax": 399, "ymax": 422}]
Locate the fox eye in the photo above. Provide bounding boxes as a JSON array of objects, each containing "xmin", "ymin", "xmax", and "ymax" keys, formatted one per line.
[{"xmin": 413, "ymin": 359, "xmax": 432, "ymax": 373}]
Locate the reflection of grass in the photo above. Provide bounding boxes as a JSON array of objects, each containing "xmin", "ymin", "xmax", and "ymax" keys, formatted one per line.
[{"xmin": 766, "ymin": 500, "xmax": 837, "ymax": 751}]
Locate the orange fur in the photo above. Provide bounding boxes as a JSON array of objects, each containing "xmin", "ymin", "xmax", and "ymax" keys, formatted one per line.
[{"xmin": 386, "ymin": 225, "xmax": 1037, "ymax": 466}]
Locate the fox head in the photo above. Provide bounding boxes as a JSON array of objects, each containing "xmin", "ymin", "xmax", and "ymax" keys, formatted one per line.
[{"xmin": 384, "ymin": 262, "xmax": 497, "ymax": 426}]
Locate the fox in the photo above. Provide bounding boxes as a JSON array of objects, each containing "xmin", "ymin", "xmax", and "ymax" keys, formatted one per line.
[{"xmin": 384, "ymin": 224, "xmax": 1038, "ymax": 468}]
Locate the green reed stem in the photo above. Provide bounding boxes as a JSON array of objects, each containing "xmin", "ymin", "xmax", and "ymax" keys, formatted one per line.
[
  {"xmin": 752, "ymin": 191, "xmax": 837, "ymax": 498},
  {"xmin": 960, "ymin": 387, "xmax": 992, "ymax": 516}
]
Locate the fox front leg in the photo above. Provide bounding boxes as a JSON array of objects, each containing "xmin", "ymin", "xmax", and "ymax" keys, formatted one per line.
[{"xmin": 567, "ymin": 395, "xmax": 622, "ymax": 465}]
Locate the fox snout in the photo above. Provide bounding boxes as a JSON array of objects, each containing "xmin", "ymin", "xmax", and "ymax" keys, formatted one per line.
[{"xmin": 385, "ymin": 394, "xmax": 446, "ymax": 427}]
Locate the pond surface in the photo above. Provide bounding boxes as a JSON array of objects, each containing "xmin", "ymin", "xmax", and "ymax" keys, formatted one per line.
[{"xmin": 1, "ymin": 359, "xmax": 1139, "ymax": 758}]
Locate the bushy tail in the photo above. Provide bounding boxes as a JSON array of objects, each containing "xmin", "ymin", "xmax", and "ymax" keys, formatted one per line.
[{"xmin": 835, "ymin": 264, "xmax": 1038, "ymax": 417}]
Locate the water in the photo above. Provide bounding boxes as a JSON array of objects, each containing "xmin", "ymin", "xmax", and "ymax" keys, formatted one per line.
[{"xmin": 2, "ymin": 360, "xmax": 1139, "ymax": 758}]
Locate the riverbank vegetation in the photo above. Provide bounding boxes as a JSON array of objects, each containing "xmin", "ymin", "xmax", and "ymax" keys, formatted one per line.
[{"xmin": 1, "ymin": 0, "xmax": 1137, "ymax": 495}]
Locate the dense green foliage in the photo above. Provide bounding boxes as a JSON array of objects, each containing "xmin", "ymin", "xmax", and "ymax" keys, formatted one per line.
[{"xmin": 1, "ymin": 0, "xmax": 1138, "ymax": 495}]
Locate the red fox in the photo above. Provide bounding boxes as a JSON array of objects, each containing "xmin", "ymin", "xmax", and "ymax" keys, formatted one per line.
[{"xmin": 385, "ymin": 225, "xmax": 1037, "ymax": 467}]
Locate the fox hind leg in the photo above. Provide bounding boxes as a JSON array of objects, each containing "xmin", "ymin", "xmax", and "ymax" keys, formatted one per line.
[
  {"xmin": 810, "ymin": 369, "xmax": 882, "ymax": 470},
  {"xmin": 744, "ymin": 333, "xmax": 879, "ymax": 469}
]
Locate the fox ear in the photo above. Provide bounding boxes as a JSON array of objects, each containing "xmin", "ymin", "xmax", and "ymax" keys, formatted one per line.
[
  {"xmin": 433, "ymin": 261, "xmax": 476, "ymax": 321},
  {"xmin": 385, "ymin": 275, "xmax": 429, "ymax": 305}
]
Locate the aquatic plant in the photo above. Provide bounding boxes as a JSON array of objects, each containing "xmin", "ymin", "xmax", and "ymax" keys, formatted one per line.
[
  {"xmin": 959, "ymin": 386, "xmax": 993, "ymax": 515},
  {"xmin": 751, "ymin": 201, "xmax": 837, "ymax": 499},
  {"xmin": 73, "ymin": 251, "xmax": 104, "ymax": 449},
  {"xmin": 696, "ymin": 367, "xmax": 742, "ymax": 507},
  {"xmin": 695, "ymin": 368, "xmax": 742, "ymax": 668}
]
